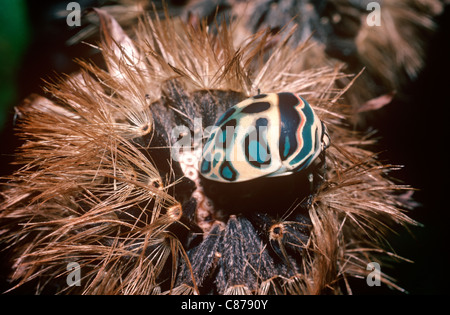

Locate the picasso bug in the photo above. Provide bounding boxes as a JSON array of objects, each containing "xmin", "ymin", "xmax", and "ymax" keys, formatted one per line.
[
  {"xmin": 199, "ymin": 92, "xmax": 330, "ymax": 183},
  {"xmin": 173, "ymin": 92, "xmax": 332, "ymax": 291}
]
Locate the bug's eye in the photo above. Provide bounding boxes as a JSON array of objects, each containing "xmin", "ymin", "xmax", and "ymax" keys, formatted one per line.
[{"xmin": 199, "ymin": 92, "xmax": 330, "ymax": 183}]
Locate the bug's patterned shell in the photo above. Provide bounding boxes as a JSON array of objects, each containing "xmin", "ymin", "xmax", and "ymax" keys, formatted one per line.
[{"xmin": 199, "ymin": 92, "xmax": 330, "ymax": 183}]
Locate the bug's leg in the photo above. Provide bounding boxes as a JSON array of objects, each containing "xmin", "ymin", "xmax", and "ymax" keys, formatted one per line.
[
  {"xmin": 315, "ymin": 151, "xmax": 328, "ymax": 180},
  {"xmin": 175, "ymin": 222, "xmax": 224, "ymax": 294},
  {"xmin": 305, "ymin": 151, "xmax": 328, "ymax": 195}
]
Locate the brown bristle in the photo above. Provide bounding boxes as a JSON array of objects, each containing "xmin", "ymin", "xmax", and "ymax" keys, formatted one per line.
[{"xmin": 1, "ymin": 2, "xmax": 437, "ymax": 295}]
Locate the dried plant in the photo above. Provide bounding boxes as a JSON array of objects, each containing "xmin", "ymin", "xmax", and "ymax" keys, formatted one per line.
[{"xmin": 0, "ymin": 5, "xmax": 424, "ymax": 294}]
